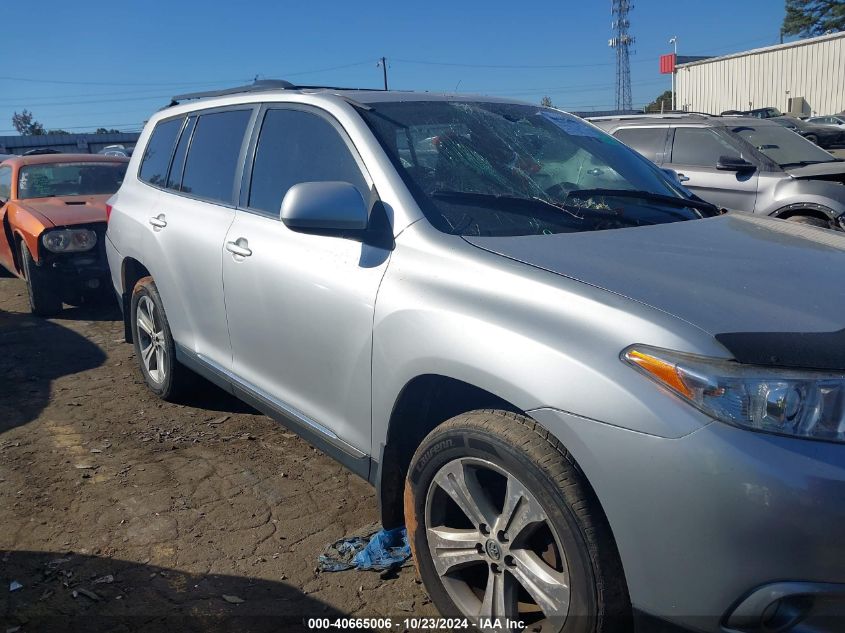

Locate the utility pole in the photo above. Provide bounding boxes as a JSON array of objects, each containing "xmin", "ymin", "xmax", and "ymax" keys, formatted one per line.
[
  {"xmin": 669, "ymin": 36, "xmax": 678, "ymax": 111},
  {"xmin": 609, "ymin": 0, "xmax": 634, "ymax": 112},
  {"xmin": 378, "ymin": 57, "xmax": 388, "ymax": 91}
]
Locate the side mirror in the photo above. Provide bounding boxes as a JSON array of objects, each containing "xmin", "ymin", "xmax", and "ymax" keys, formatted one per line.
[
  {"xmin": 716, "ymin": 155, "xmax": 756, "ymax": 172},
  {"xmin": 661, "ymin": 168, "xmax": 689, "ymax": 185},
  {"xmin": 280, "ymin": 181, "xmax": 368, "ymax": 231}
]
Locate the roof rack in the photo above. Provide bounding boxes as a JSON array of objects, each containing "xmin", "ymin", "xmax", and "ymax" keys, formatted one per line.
[
  {"xmin": 169, "ymin": 80, "xmax": 295, "ymax": 105},
  {"xmin": 585, "ymin": 112, "xmax": 716, "ymax": 121},
  {"xmin": 168, "ymin": 79, "xmax": 385, "ymax": 107}
]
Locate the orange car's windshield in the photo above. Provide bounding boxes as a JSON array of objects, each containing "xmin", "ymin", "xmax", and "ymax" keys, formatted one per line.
[{"xmin": 18, "ymin": 162, "xmax": 127, "ymax": 200}]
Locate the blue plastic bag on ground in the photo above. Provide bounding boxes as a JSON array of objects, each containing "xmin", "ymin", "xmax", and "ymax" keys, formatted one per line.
[{"xmin": 318, "ymin": 526, "xmax": 411, "ymax": 572}]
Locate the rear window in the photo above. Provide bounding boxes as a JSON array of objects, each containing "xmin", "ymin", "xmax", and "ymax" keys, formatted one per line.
[
  {"xmin": 138, "ymin": 118, "xmax": 183, "ymax": 186},
  {"xmin": 180, "ymin": 109, "xmax": 252, "ymax": 204},
  {"xmin": 613, "ymin": 127, "xmax": 668, "ymax": 163},
  {"xmin": 18, "ymin": 162, "xmax": 127, "ymax": 199}
]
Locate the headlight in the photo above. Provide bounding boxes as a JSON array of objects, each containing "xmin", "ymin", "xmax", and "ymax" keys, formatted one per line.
[
  {"xmin": 623, "ymin": 345, "xmax": 845, "ymax": 443},
  {"xmin": 42, "ymin": 229, "xmax": 98, "ymax": 253}
]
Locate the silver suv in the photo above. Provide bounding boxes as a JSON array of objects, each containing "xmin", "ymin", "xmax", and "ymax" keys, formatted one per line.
[
  {"xmin": 106, "ymin": 82, "xmax": 845, "ymax": 633},
  {"xmin": 590, "ymin": 113, "xmax": 845, "ymax": 229}
]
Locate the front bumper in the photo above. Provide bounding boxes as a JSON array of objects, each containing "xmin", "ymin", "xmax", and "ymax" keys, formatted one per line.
[
  {"xmin": 529, "ymin": 408, "xmax": 845, "ymax": 633},
  {"xmin": 38, "ymin": 225, "xmax": 110, "ymax": 298},
  {"xmin": 41, "ymin": 250, "xmax": 109, "ymax": 299}
]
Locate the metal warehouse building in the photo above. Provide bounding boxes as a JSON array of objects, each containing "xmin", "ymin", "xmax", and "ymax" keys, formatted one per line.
[
  {"xmin": 676, "ymin": 31, "xmax": 844, "ymax": 117},
  {"xmin": 0, "ymin": 132, "xmax": 139, "ymax": 156}
]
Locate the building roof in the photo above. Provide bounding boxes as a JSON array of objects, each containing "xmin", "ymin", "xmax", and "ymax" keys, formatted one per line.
[
  {"xmin": 0, "ymin": 153, "xmax": 129, "ymax": 168},
  {"xmin": 677, "ymin": 30, "xmax": 845, "ymax": 69}
]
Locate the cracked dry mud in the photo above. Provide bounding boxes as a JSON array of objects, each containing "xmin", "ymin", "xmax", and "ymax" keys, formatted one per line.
[{"xmin": 0, "ymin": 276, "xmax": 435, "ymax": 632}]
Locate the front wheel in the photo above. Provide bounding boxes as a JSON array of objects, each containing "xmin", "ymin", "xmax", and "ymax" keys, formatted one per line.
[
  {"xmin": 21, "ymin": 242, "xmax": 62, "ymax": 317},
  {"xmin": 130, "ymin": 276, "xmax": 193, "ymax": 400},
  {"xmin": 405, "ymin": 411, "xmax": 630, "ymax": 633}
]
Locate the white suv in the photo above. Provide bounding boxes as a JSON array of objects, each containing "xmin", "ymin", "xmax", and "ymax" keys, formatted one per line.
[{"xmin": 105, "ymin": 81, "xmax": 845, "ymax": 633}]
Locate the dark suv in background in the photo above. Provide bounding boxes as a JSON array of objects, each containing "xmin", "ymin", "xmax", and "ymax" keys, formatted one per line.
[
  {"xmin": 590, "ymin": 113, "xmax": 845, "ymax": 229},
  {"xmin": 720, "ymin": 108, "xmax": 845, "ymax": 149}
]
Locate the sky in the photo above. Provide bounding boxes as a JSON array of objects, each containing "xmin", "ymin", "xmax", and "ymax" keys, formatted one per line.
[{"xmin": 0, "ymin": 0, "xmax": 788, "ymax": 135}]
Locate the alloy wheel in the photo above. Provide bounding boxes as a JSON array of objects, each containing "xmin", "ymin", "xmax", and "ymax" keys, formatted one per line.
[
  {"xmin": 136, "ymin": 295, "xmax": 167, "ymax": 384},
  {"xmin": 424, "ymin": 457, "xmax": 571, "ymax": 631}
]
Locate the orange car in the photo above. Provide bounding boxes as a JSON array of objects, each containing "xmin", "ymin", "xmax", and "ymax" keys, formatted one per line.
[{"xmin": 0, "ymin": 153, "xmax": 129, "ymax": 315}]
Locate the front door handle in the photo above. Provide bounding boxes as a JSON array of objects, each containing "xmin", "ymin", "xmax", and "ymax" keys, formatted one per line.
[
  {"xmin": 225, "ymin": 239, "xmax": 252, "ymax": 258},
  {"xmin": 149, "ymin": 214, "xmax": 167, "ymax": 229},
  {"xmin": 676, "ymin": 173, "xmax": 691, "ymax": 183}
]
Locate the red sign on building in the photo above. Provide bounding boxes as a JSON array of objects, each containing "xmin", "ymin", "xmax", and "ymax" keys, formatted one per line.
[{"xmin": 660, "ymin": 53, "xmax": 676, "ymax": 74}]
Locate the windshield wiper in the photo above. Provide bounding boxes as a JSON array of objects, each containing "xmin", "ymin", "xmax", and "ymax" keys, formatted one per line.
[
  {"xmin": 560, "ymin": 188, "xmax": 719, "ymax": 218},
  {"xmin": 431, "ymin": 190, "xmax": 619, "ymax": 218},
  {"xmin": 430, "ymin": 190, "xmax": 646, "ymax": 230}
]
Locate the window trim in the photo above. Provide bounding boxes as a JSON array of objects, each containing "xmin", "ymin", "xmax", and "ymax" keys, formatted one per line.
[
  {"xmin": 137, "ymin": 105, "xmax": 260, "ymax": 209},
  {"xmin": 164, "ymin": 115, "xmax": 196, "ymax": 191},
  {"xmin": 238, "ymin": 103, "xmax": 373, "ymax": 219}
]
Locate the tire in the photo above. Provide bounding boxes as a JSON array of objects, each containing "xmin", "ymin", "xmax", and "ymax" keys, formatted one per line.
[
  {"xmin": 405, "ymin": 410, "xmax": 631, "ymax": 633},
  {"xmin": 786, "ymin": 215, "xmax": 830, "ymax": 229},
  {"xmin": 130, "ymin": 276, "xmax": 193, "ymax": 400},
  {"xmin": 21, "ymin": 242, "xmax": 62, "ymax": 317},
  {"xmin": 804, "ymin": 134, "xmax": 819, "ymax": 146}
]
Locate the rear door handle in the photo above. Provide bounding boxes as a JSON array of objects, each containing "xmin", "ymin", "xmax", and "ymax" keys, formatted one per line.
[
  {"xmin": 225, "ymin": 239, "xmax": 252, "ymax": 258},
  {"xmin": 676, "ymin": 173, "xmax": 691, "ymax": 182},
  {"xmin": 149, "ymin": 214, "xmax": 167, "ymax": 228}
]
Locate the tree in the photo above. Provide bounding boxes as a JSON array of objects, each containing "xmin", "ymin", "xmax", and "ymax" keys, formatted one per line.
[
  {"xmin": 783, "ymin": 0, "xmax": 845, "ymax": 38},
  {"xmin": 11, "ymin": 110, "xmax": 45, "ymax": 136},
  {"xmin": 95, "ymin": 128, "xmax": 122, "ymax": 134},
  {"xmin": 540, "ymin": 96, "xmax": 554, "ymax": 108},
  {"xmin": 47, "ymin": 129, "xmax": 71, "ymax": 135},
  {"xmin": 645, "ymin": 90, "xmax": 673, "ymax": 113}
]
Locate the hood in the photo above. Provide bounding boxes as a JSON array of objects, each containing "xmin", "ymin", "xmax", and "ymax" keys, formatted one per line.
[
  {"xmin": 18, "ymin": 195, "xmax": 109, "ymax": 228},
  {"xmin": 784, "ymin": 161, "xmax": 845, "ymax": 181},
  {"xmin": 465, "ymin": 213, "xmax": 845, "ymax": 345}
]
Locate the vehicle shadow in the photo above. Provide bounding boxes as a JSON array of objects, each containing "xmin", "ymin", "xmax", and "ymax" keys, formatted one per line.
[
  {"xmin": 0, "ymin": 308, "xmax": 107, "ymax": 431},
  {"xmin": 177, "ymin": 376, "xmax": 260, "ymax": 415},
  {"xmin": 1, "ymin": 550, "xmax": 368, "ymax": 633},
  {"xmin": 60, "ymin": 296, "xmax": 123, "ymax": 322}
]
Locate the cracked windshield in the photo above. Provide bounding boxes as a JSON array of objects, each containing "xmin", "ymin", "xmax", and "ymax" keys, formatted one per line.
[{"xmin": 363, "ymin": 101, "xmax": 713, "ymax": 236}]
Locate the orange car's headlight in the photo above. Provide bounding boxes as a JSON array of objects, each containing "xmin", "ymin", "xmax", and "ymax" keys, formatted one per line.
[{"xmin": 42, "ymin": 229, "xmax": 97, "ymax": 253}]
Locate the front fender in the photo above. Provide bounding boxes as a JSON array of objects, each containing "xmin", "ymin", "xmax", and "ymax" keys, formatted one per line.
[
  {"xmin": 371, "ymin": 223, "xmax": 723, "ymax": 458},
  {"xmin": 7, "ymin": 203, "xmax": 48, "ymax": 263},
  {"xmin": 765, "ymin": 178, "xmax": 845, "ymax": 220}
]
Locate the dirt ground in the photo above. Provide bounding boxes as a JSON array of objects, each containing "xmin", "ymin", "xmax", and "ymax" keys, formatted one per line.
[{"xmin": 0, "ymin": 275, "xmax": 434, "ymax": 632}]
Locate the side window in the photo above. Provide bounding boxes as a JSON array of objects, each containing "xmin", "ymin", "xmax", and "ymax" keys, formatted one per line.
[
  {"xmin": 166, "ymin": 116, "xmax": 197, "ymax": 190},
  {"xmin": 0, "ymin": 166, "xmax": 11, "ymax": 202},
  {"xmin": 138, "ymin": 118, "xmax": 183, "ymax": 186},
  {"xmin": 671, "ymin": 128, "xmax": 741, "ymax": 167},
  {"xmin": 613, "ymin": 128, "xmax": 668, "ymax": 163},
  {"xmin": 180, "ymin": 109, "xmax": 252, "ymax": 204},
  {"xmin": 248, "ymin": 109, "xmax": 367, "ymax": 215}
]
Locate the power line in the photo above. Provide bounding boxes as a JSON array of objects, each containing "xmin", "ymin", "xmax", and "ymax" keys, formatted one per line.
[
  {"xmin": 0, "ymin": 94, "xmax": 174, "ymax": 108},
  {"xmin": 392, "ymin": 56, "xmax": 659, "ymax": 69},
  {"xmin": 0, "ymin": 59, "xmax": 378, "ymax": 88}
]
